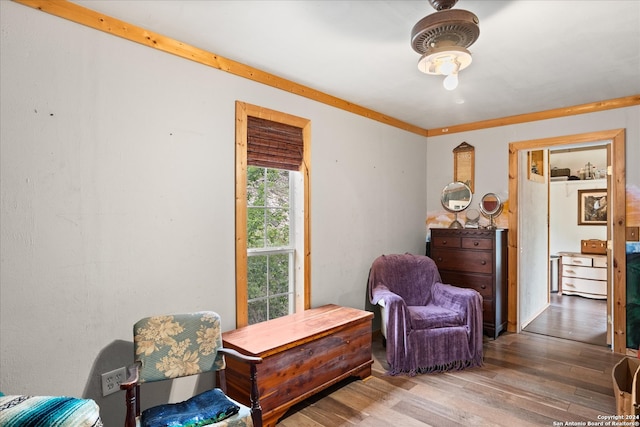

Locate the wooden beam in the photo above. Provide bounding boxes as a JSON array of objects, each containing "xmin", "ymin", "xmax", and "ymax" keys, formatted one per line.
[{"xmin": 427, "ymin": 95, "xmax": 640, "ymax": 136}]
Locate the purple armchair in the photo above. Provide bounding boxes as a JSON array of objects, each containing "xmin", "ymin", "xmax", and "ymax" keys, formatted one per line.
[{"xmin": 368, "ymin": 253, "xmax": 483, "ymax": 375}]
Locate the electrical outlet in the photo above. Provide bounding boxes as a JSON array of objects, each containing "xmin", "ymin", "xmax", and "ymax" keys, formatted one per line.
[{"xmin": 101, "ymin": 366, "xmax": 127, "ymax": 396}]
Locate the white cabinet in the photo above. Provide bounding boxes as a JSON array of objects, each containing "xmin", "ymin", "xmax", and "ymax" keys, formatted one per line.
[{"xmin": 559, "ymin": 253, "xmax": 607, "ymax": 299}]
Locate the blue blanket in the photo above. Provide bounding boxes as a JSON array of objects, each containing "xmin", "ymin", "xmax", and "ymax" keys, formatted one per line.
[
  {"xmin": 141, "ymin": 388, "xmax": 240, "ymax": 427},
  {"xmin": 0, "ymin": 395, "xmax": 103, "ymax": 427}
]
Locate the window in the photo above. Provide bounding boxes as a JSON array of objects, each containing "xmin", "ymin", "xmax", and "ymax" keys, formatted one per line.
[
  {"xmin": 246, "ymin": 166, "xmax": 294, "ymax": 324},
  {"xmin": 235, "ymin": 102, "xmax": 311, "ymax": 327}
]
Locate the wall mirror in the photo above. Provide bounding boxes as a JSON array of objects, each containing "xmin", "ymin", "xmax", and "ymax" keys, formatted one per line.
[
  {"xmin": 479, "ymin": 193, "xmax": 503, "ymax": 229},
  {"xmin": 441, "ymin": 181, "xmax": 473, "ymax": 228}
]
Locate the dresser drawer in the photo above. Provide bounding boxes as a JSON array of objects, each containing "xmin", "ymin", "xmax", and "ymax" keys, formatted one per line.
[
  {"xmin": 562, "ymin": 277, "xmax": 607, "ymax": 296},
  {"xmin": 461, "ymin": 237, "xmax": 493, "ymax": 250},
  {"xmin": 562, "ymin": 255, "xmax": 593, "ymax": 267},
  {"xmin": 562, "ymin": 265, "xmax": 607, "ymax": 281},
  {"xmin": 432, "ymin": 248, "xmax": 493, "ymax": 274},
  {"xmin": 431, "ymin": 235, "xmax": 461, "ymax": 248},
  {"xmin": 439, "ymin": 271, "xmax": 494, "ymax": 298},
  {"xmin": 592, "ymin": 256, "xmax": 607, "ymax": 268}
]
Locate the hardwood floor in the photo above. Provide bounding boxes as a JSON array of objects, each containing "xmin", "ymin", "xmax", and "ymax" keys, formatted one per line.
[
  {"xmin": 277, "ymin": 331, "xmax": 624, "ymax": 427},
  {"xmin": 523, "ymin": 292, "xmax": 607, "ymax": 346}
]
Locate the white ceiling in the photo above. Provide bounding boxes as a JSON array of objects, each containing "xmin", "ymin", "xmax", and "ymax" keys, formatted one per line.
[{"xmin": 72, "ymin": 0, "xmax": 640, "ymax": 131}]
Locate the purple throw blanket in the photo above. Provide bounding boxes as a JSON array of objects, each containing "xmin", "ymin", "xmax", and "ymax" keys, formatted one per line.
[{"xmin": 368, "ymin": 253, "xmax": 483, "ymax": 376}]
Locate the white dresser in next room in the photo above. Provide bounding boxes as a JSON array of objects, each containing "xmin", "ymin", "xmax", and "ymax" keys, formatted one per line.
[{"xmin": 558, "ymin": 252, "xmax": 607, "ymax": 299}]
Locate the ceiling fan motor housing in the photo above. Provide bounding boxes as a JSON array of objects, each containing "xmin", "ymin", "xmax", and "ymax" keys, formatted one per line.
[
  {"xmin": 411, "ymin": 8, "xmax": 480, "ymax": 55},
  {"xmin": 428, "ymin": 0, "xmax": 459, "ymax": 11}
]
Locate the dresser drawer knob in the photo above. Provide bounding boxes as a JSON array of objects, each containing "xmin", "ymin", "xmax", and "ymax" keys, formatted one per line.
[
  {"xmin": 481, "ymin": 285, "xmax": 486, "ymax": 289},
  {"xmin": 481, "ymin": 261, "xmax": 487, "ymax": 265},
  {"xmin": 442, "ymin": 240, "xmax": 448, "ymax": 245},
  {"xmin": 437, "ymin": 257, "xmax": 443, "ymax": 262},
  {"xmin": 473, "ymin": 241, "xmax": 479, "ymax": 246}
]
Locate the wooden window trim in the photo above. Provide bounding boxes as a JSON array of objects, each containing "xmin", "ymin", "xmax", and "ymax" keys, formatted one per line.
[{"xmin": 235, "ymin": 101, "xmax": 311, "ymax": 327}]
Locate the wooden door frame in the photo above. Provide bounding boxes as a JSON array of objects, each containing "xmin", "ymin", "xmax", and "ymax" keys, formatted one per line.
[{"xmin": 508, "ymin": 129, "xmax": 627, "ymax": 354}]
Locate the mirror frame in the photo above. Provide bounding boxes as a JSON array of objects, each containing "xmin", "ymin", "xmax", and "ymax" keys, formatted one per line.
[
  {"xmin": 441, "ymin": 181, "xmax": 473, "ymax": 229},
  {"xmin": 479, "ymin": 193, "xmax": 503, "ymax": 229}
]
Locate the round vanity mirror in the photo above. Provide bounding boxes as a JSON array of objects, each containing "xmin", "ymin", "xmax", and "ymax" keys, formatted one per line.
[
  {"xmin": 479, "ymin": 193, "xmax": 503, "ymax": 229},
  {"xmin": 440, "ymin": 181, "xmax": 472, "ymax": 228}
]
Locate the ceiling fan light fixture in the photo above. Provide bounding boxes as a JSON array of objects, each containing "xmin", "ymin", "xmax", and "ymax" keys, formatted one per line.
[
  {"xmin": 439, "ymin": 60, "xmax": 457, "ymax": 76},
  {"xmin": 443, "ymin": 73, "xmax": 459, "ymax": 90},
  {"xmin": 417, "ymin": 45, "xmax": 472, "ymax": 76}
]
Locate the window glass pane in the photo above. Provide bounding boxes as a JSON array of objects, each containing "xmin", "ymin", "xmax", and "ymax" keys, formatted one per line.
[
  {"xmin": 269, "ymin": 295, "xmax": 290, "ymax": 320},
  {"xmin": 248, "ymin": 299, "xmax": 268, "ymax": 325},
  {"xmin": 266, "ymin": 169, "xmax": 289, "ymax": 208},
  {"xmin": 247, "ymin": 255, "xmax": 267, "ymax": 299},
  {"xmin": 247, "ymin": 207, "xmax": 265, "ymax": 248},
  {"xmin": 268, "ymin": 253, "xmax": 289, "ymax": 295},
  {"xmin": 246, "ymin": 166, "xmax": 294, "ymax": 324},
  {"xmin": 247, "ymin": 166, "xmax": 265, "ymax": 206},
  {"xmin": 266, "ymin": 208, "xmax": 289, "ymax": 246}
]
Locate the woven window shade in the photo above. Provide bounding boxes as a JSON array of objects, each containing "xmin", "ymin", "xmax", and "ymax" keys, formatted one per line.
[{"xmin": 247, "ymin": 116, "xmax": 303, "ymax": 171}]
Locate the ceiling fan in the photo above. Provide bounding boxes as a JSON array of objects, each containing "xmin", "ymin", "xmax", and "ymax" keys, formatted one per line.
[{"xmin": 411, "ymin": 0, "xmax": 480, "ymax": 90}]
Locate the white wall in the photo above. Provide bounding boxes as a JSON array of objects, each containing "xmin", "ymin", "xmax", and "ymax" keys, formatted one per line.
[
  {"xmin": 426, "ymin": 108, "xmax": 639, "ymax": 217},
  {"xmin": 0, "ymin": 3, "xmax": 427, "ymax": 424},
  {"xmin": 550, "ymin": 179, "xmax": 607, "ymax": 255}
]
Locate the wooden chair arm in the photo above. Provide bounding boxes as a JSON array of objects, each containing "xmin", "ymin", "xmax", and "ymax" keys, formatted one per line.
[
  {"xmin": 119, "ymin": 362, "xmax": 140, "ymax": 390},
  {"xmin": 217, "ymin": 347, "xmax": 262, "ymax": 365}
]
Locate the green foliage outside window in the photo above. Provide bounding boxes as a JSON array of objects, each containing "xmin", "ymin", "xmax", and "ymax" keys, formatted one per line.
[{"xmin": 247, "ymin": 166, "xmax": 293, "ymax": 324}]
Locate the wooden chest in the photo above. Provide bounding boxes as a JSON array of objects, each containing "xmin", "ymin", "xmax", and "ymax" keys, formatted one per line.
[
  {"xmin": 222, "ymin": 304, "xmax": 373, "ymax": 427},
  {"xmin": 429, "ymin": 228, "xmax": 508, "ymax": 338}
]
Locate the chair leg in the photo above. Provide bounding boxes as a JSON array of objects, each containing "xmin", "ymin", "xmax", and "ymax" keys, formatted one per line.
[{"xmin": 124, "ymin": 386, "xmax": 138, "ymax": 427}]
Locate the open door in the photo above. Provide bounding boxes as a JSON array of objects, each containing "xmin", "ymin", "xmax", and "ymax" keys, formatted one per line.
[
  {"xmin": 518, "ymin": 149, "xmax": 550, "ymax": 329},
  {"xmin": 525, "ymin": 145, "xmax": 610, "ymax": 346}
]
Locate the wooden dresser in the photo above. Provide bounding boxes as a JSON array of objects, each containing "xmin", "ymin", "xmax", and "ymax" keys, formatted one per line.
[
  {"xmin": 429, "ymin": 228, "xmax": 508, "ymax": 339},
  {"xmin": 558, "ymin": 252, "xmax": 607, "ymax": 299},
  {"xmin": 222, "ymin": 304, "xmax": 373, "ymax": 427}
]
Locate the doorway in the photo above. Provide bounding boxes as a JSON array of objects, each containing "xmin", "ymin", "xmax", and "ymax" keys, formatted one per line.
[
  {"xmin": 523, "ymin": 145, "xmax": 609, "ymax": 346},
  {"xmin": 507, "ymin": 129, "xmax": 627, "ymax": 354}
]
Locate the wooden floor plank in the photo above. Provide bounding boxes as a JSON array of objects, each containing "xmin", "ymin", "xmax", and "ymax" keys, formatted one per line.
[
  {"xmin": 523, "ymin": 293, "xmax": 607, "ymax": 346},
  {"xmin": 277, "ymin": 331, "xmax": 624, "ymax": 426}
]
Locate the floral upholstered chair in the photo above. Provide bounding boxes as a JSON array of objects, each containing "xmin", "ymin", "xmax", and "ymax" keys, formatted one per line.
[{"xmin": 120, "ymin": 312, "xmax": 262, "ymax": 427}]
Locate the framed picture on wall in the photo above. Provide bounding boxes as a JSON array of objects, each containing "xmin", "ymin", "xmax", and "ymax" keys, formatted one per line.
[
  {"xmin": 578, "ymin": 189, "xmax": 607, "ymax": 225},
  {"xmin": 527, "ymin": 150, "xmax": 545, "ymax": 183},
  {"xmin": 453, "ymin": 142, "xmax": 474, "ymax": 192}
]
